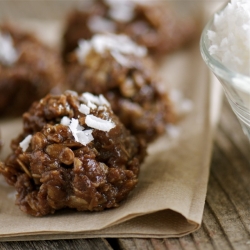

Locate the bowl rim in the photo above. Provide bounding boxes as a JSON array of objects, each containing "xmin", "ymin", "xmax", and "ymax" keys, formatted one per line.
[{"xmin": 200, "ymin": 3, "xmax": 250, "ymax": 93}]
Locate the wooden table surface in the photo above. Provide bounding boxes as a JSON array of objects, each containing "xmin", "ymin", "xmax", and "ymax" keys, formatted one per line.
[{"xmin": 1, "ymin": 98, "xmax": 249, "ymax": 250}]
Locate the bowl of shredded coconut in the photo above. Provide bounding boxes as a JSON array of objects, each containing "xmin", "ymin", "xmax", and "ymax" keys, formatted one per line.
[{"xmin": 200, "ymin": 0, "xmax": 250, "ymax": 141}]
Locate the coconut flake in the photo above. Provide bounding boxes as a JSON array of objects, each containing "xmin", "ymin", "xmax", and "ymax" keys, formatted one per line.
[
  {"xmin": 61, "ymin": 116, "xmax": 71, "ymax": 126},
  {"xmin": 80, "ymin": 92, "xmax": 111, "ymax": 108},
  {"xmin": 69, "ymin": 118, "xmax": 84, "ymax": 141},
  {"xmin": 76, "ymin": 34, "xmax": 147, "ymax": 65},
  {"xmin": 99, "ymin": 94, "xmax": 110, "ymax": 106},
  {"xmin": 81, "ymin": 92, "xmax": 101, "ymax": 105},
  {"xmin": 80, "ymin": 92, "xmax": 110, "ymax": 107},
  {"xmin": 85, "ymin": 114, "xmax": 115, "ymax": 132},
  {"xmin": 0, "ymin": 31, "xmax": 19, "ymax": 66},
  {"xmin": 87, "ymin": 15, "xmax": 116, "ymax": 33},
  {"xmin": 92, "ymin": 34, "xmax": 147, "ymax": 57},
  {"xmin": 76, "ymin": 40, "xmax": 91, "ymax": 64},
  {"xmin": 76, "ymin": 129, "xmax": 94, "ymax": 146},
  {"xmin": 104, "ymin": 0, "xmax": 135, "ymax": 22},
  {"xmin": 79, "ymin": 104, "xmax": 90, "ymax": 115},
  {"xmin": 98, "ymin": 106, "xmax": 105, "ymax": 111},
  {"xmin": 111, "ymin": 50, "xmax": 131, "ymax": 67},
  {"xmin": 19, "ymin": 134, "xmax": 32, "ymax": 152},
  {"xmin": 68, "ymin": 118, "xmax": 95, "ymax": 145},
  {"xmin": 87, "ymin": 101, "xmax": 97, "ymax": 109}
]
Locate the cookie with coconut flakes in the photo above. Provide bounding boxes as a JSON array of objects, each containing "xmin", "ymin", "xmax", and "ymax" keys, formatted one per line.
[
  {"xmin": 0, "ymin": 91, "xmax": 146, "ymax": 216},
  {"xmin": 62, "ymin": 0, "xmax": 198, "ymax": 61},
  {"xmin": 67, "ymin": 34, "xmax": 175, "ymax": 142},
  {"xmin": 0, "ymin": 23, "xmax": 65, "ymax": 117}
]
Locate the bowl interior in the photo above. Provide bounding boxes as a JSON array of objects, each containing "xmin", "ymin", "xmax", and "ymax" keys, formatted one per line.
[
  {"xmin": 200, "ymin": 6, "xmax": 250, "ymax": 142},
  {"xmin": 200, "ymin": 8, "xmax": 250, "ymax": 94}
]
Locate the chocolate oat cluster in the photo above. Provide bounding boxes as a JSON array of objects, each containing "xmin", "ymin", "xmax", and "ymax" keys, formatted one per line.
[
  {"xmin": 0, "ymin": 24, "xmax": 64, "ymax": 116},
  {"xmin": 62, "ymin": 0, "xmax": 197, "ymax": 61},
  {"xmin": 67, "ymin": 34, "xmax": 175, "ymax": 142},
  {"xmin": 0, "ymin": 91, "xmax": 146, "ymax": 216}
]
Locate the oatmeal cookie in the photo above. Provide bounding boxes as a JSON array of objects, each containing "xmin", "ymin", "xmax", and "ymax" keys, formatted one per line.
[
  {"xmin": 0, "ymin": 23, "xmax": 65, "ymax": 116},
  {"xmin": 67, "ymin": 34, "xmax": 175, "ymax": 142},
  {"xmin": 0, "ymin": 91, "xmax": 146, "ymax": 216}
]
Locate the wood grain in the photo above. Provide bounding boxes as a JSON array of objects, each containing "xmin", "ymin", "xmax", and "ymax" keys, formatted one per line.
[
  {"xmin": 1, "ymin": 99, "xmax": 249, "ymax": 250},
  {"xmin": 0, "ymin": 238, "xmax": 113, "ymax": 250}
]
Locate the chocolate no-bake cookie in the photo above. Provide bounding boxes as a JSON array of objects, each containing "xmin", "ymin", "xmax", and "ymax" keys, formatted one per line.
[
  {"xmin": 0, "ymin": 91, "xmax": 146, "ymax": 216},
  {"xmin": 67, "ymin": 34, "xmax": 175, "ymax": 142},
  {"xmin": 0, "ymin": 24, "xmax": 65, "ymax": 116},
  {"xmin": 62, "ymin": 0, "xmax": 197, "ymax": 61}
]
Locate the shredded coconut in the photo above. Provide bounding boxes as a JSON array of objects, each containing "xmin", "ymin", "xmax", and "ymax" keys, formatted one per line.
[
  {"xmin": 99, "ymin": 94, "xmax": 110, "ymax": 106},
  {"xmin": 62, "ymin": 93, "xmax": 115, "ymax": 145},
  {"xmin": 76, "ymin": 129, "xmax": 94, "ymax": 146},
  {"xmin": 80, "ymin": 92, "xmax": 110, "ymax": 107},
  {"xmin": 98, "ymin": 106, "xmax": 105, "ymax": 111},
  {"xmin": 76, "ymin": 41, "xmax": 91, "ymax": 64},
  {"xmin": 81, "ymin": 92, "xmax": 102, "ymax": 105},
  {"xmin": 111, "ymin": 50, "xmax": 131, "ymax": 67},
  {"xmin": 87, "ymin": 101, "xmax": 97, "ymax": 109},
  {"xmin": 0, "ymin": 31, "xmax": 19, "ymax": 66},
  {"xmin": 61, "ymin": 116, "xmax": 71, "ymax": 126},
  {"xmin": 207, "ymin": 0, "xmax": 250, "ymax": 75},
  {"xmin": 69, "ymin": 118, "xmax": 84, "ymax": 139},
  {"xmin": 86, "ymin": 114, "xmax": 115, "ymax": 132},
  {"xmin": 76, "ymin": 34, "xmax": 147, "ymax": 65},
  {"xmin": 79, "ymin": 103, "xmax": 90, "ymax": 115},
  {"xmin": 68, "ymin": 118, "xmax": 94, "ymax": 145},
  {"xmin": 19, "ymin": 134, "xmax": 32, "ymax": 152},
  {"xmin": 105, "ymin": 0, "xmax": 135, "ymax": 22},
  {"xmin": 87, "ymin": 15, "xmax": 116, "ymax": 33},
  {"xmin": 104, "ymin": 0, "xmax": 151, "ymax": 22}
]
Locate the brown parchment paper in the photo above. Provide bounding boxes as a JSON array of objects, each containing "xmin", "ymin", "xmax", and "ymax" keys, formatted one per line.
[{"xmin": 0, "ymin": 1, "xmax": 224, "ymax": 241}]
